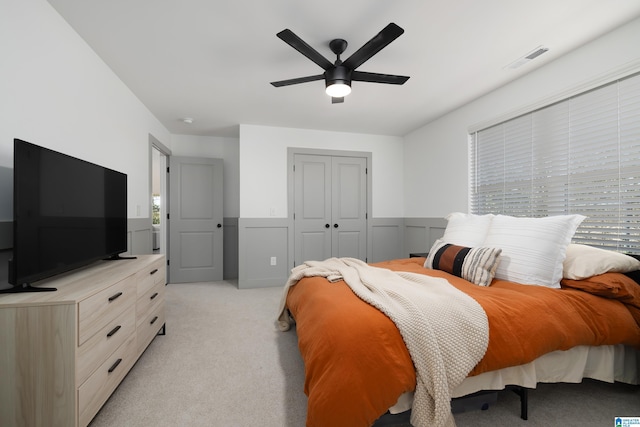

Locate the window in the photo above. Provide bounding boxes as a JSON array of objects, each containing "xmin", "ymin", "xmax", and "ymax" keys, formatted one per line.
[
  {"xmin": 152, "ymin": 194, "xmax": 161, "ymax": 225},
  {"xmin": 470, "ymin": 72, "xmax": 640, "ymax": 254}
]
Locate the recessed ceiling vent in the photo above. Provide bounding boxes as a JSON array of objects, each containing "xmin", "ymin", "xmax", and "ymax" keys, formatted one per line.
[{"xmin": 505, "ymin": 45, "xmax": 549, "ymax": 69}]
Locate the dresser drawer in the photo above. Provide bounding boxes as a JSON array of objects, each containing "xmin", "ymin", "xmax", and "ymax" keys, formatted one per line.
[
  {"xmin": 77, "ymin": 308, "xmax": 136, "ymax": 387},
  {"xmin": 137, "ymin": 279, "xmax": 165, "ymax": 321},
  {"xmin": 78, "ymin": 275, "xmax": 136, "ymax": 346},
  {"xmin": 78, "ymin": 333, "xmax": 137, "ymax": 427},
  {"xmin": 136, "ymin": 258, "xmax": 166, "ymax": 297},
  {"xmin": 137, "ymin": 302, "xmax": 165, "ymax": 355}
]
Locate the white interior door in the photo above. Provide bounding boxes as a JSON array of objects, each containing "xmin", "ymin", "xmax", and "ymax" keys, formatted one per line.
[
  {"xmin": 294, "ymin": 153, "xmax": 367, "ymax": 265},
  {"xmin": 169, "ymin": 156, "xmax": 223, "ymax": 283}
]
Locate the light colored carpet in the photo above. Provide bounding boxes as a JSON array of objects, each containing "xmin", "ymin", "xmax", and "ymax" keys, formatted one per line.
[
  {"xmin": 89, "ymin": 281, "xmax": 640, "ymax": 427},
  {"xmin": 89, "ymin": 281, "xmax": 307, "ymax": 427}
]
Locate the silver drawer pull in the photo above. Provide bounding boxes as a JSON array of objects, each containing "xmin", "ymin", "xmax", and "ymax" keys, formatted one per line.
[
  {"xmin": 107, "ymin": 325, "xmax": 121, "ymax": 338},
  {"xmin": 149, "ymin": 268, "xmax": 158, "ymax": 275},
  {"xmin": 108, "ymin": 358, "xmax": 122, "ymax": 373},
  {"xmin": 150, "ymin": 292, "xmax": 158, "ymax": 300},
  {"xmin": 150, "ymin": 316, "xmax": 159, "ymax": 325},
  {"xmin": 108, "ymin": 292, "xmax": 123, "ymax": 302}
]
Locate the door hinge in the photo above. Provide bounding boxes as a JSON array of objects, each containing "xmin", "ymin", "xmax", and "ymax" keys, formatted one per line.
[
  {"xmin": 366, "ymin": 167, "xmax": 368, "ymax": 174},
  {"xmin": 167, "ymin": 259, "xmax": 170, "ymax": 266},
  {"xmin": 166, "ymin": 166, "xmax": 170, "ymax": 173},
  {"xmin": 166, "ymin": 213, "xmax": 170, "ymax": 220},
  {"xmin": 366, "ymin": 213, "xmax": 368, "ymax": 219}
]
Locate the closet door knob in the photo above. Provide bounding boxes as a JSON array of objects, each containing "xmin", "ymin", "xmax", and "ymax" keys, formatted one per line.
[
  {"xmin": 333, "ymin": 224, "xmax": 339, "ymax": 228},
  {"xmin": 217, "ymin": 224, "xmax": 222, "ymax": 228},
  {"xmin": 325, "ymin": 224, "xmax": 330, "ymax": 228}
]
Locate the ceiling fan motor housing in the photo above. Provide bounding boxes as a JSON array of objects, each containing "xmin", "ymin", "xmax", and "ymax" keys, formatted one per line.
[{"xmin": 325, "ymin": 65, "xmax": 352, "ymax": 88}]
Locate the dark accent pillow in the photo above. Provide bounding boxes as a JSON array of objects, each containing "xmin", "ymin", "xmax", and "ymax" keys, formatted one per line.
[
  {"xmin": 424, "ymin": 239, "xmax": 502, "ymax": 287},
  {"xmin": 624, "ymin": 254, "xmax": 640, "ymax": 285}
]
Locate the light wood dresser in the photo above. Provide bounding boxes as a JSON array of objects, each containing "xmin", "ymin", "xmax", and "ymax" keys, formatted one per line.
[{"xmin": 0, "ymin": 254, "xmax": 166, "ymax": 427}]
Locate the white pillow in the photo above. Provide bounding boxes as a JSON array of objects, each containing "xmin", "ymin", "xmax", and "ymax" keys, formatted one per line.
[
  {"xmin": 441, "ymin": 212, "xmax": 494, "ymax": 247},
  {"xmin": 483, "ymin": 214, "xmax": 585, "ymax": 288},
  {"xmin": 563, "ymin": 244, "xmax": 640, "ymax": 280}
]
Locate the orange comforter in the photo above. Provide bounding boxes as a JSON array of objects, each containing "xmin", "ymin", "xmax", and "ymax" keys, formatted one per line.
[{"xmin": 284, "ymin": 257, "xmax": 640, "ymax": 427}]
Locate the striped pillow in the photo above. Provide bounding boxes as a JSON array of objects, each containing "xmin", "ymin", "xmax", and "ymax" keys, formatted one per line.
[{"xmin": 424, "ymin": 239, "xmax": 502, "ymax": 287}]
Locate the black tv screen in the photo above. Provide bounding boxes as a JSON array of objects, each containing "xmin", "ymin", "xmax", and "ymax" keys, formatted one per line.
[{"xmin": 9, "ymin": 139, "xmax": 127, "ymax": 288}]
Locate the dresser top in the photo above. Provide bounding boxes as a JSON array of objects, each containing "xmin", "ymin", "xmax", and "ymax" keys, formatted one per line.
[{"xmin": 0, "ymin": 254, "xmax": 164, "ymax": 307}]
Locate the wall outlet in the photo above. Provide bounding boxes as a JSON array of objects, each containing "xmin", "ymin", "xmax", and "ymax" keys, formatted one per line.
[{"xmin": 270, "ymin": 256, "xmax": 277, "ymax": 266}]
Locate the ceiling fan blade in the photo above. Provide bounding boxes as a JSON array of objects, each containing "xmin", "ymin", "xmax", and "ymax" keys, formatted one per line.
[
  {"xmin": 331, "ymin": 97, "xmax": 344, "ymax": 104},
  {"xmin": 277, "ymin": 29, "xmax": 334, "ymax": 71},
  {"xmin": 270, "ymin": 74, "xmax": 324, "ymax": 87},
  {"xmin": 352, "ymin": 71, "xmax": 410, "ymax": 85},
  {"xmin": 342, "ymin": 23, "xmax": 404, "ymax": 71}
]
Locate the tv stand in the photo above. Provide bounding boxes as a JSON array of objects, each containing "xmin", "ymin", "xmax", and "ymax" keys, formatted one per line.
[
  {"xmin": 0, "ymin": 254, "xmax": 166, "ymax": 427},
  {"xmin": 0, "ymin": 283, "xmax": 57, "ymax": 293}
]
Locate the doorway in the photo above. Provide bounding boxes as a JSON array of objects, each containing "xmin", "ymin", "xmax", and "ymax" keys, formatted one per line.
[{"xmin": 150, "ymin": 136, "xmax": 171, "ymax": 277}]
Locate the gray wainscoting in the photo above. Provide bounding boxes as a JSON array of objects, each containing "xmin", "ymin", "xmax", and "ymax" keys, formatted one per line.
[
  {"xmin": 238, "ymin": 218, "xmax": 291, "ymax": 289},
  {"xmin": 126, "ymin": 218, "xmax": 153, "ymax": 256},
  {"xmin": 223, "ymin": 217, "xmax": 239, "ymax": 280},
  {"xmin": 237, "ymin": 217, "xmax": 447, "ymax": 289},
  {"xmin": 404, "ymin": 217, "xmax": 447, "ymax": 256},
  {"xmin": 369, "ymin": 218, "xmax": 404, "ymax": 263}
]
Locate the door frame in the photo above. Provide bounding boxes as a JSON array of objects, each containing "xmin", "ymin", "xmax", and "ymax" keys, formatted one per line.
[
  {"xmin": 287, "ymin": 147, "xmax": 373, "ymax": 266},
  {"xmin": 149, "ymin": 134, "xmax": 171, "ymax": 280}
]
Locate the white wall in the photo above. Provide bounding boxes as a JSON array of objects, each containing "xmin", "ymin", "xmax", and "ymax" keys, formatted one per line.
[
  {"xmin": 0, "ymin": 0, "xmax": 171, "ymax": 221},
  {"xmin": 239, "ymin": 124, "xmax": 404, "ymax": 218},
  {"xmin": 170, "ymin": 134, "xmax": 240, "ymax": 218},
  {"xmin": 404, "ymin": 16, "xmax": 640, "ymax": 218}
]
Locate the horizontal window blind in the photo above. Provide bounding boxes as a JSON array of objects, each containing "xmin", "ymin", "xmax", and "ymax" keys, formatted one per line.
[{"xmin": 470, "ymin": 72, "xmax": 640, "ymax": 254}]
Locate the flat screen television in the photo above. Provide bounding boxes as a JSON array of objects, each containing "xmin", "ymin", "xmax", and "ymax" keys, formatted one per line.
[{"xmin": 3, "ymin": 139, "xmax": 128, "ymax": 293}]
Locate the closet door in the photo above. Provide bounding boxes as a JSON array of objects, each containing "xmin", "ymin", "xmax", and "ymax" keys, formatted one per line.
[
  {"xmin": 294, "ymin": 154, "xmax": 332, "ymax": 264},
  {"xmin": 331, "ymin": 156, "xmax": 367, "ymax": 259},
  {"xmin": 293, "ymin": 154, "xmax": 367, "ymax": 265}
]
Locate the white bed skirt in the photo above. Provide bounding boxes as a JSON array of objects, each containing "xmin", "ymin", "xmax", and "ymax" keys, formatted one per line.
[{"xmin": 389, "ymin": 344, "xmax": 639, "ymax": 414}]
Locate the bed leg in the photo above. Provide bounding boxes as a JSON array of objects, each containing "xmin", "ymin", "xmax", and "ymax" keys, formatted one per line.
[{"xmin": 509, "ymin": 386, "xmax": 528, "ymax": 420}]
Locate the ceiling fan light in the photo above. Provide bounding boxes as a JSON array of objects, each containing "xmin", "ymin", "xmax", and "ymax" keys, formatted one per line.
[{"xmin": 326, "ymin": 82, "xmax": 351, "ymax": 98}]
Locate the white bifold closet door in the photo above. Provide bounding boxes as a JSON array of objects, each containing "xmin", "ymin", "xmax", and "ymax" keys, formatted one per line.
[{"xmin": 293, "ymin": 154, "xmax": 367, "ymax": 265}]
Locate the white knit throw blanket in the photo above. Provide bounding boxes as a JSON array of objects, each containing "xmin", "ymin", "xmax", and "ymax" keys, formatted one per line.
[{"xmin": 277, "ymin": 258, "xmax": 489, "ymax": 427}]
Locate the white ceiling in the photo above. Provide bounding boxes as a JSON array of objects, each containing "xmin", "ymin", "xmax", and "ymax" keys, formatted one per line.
[{"xmin": 47, "ymin": 0, "xmax": 640, "ymax": 138}]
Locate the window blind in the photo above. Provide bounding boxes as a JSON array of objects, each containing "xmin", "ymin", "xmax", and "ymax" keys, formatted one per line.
[{"xmin": 470, "ymin": 72, "xmax": 640, "ymax": 254}]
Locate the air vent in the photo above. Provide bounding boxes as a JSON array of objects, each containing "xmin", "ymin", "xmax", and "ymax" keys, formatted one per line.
[{"xmin": 505, "ymin": 45, "xmax": 549, "ymax": 69}]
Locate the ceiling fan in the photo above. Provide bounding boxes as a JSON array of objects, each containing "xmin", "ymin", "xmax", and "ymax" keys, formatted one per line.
[{"xmin": 270, "ymin": 23, "xmax": 410, "ymax": 104}]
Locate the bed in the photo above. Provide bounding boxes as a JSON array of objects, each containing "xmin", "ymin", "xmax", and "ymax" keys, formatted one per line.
[{"xmin": 277, "ymin": 214, "xmax": 640, "ymax": 427}]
